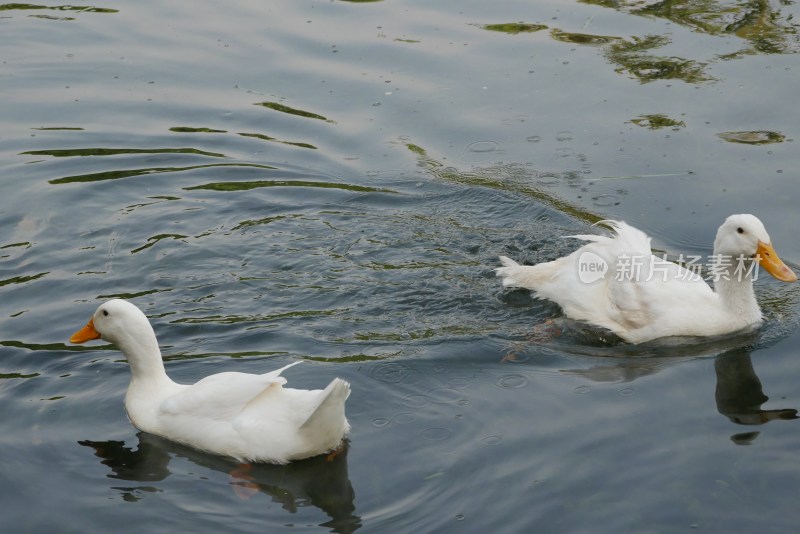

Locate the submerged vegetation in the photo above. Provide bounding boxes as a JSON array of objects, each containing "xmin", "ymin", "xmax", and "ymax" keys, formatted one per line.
[
  {"xmin": 254, "ymin": 101, "xmax": 335, "ymax": 123},
  {"xmin": 717, "ymin": 130, "xmax": 786, "ymax": 144},
  {"xmin": 582, "ymin": 0, "xmax": 800, "ymax": 57},
  {"xmin": 483, "ymin": 1, "xmax": 799, "ymax": 85},
  {"xmin": 605, "ymin": 35, "xmax": 714, "ymax": 84},
  {"xmin": 550, "ymin": 29, "xmax": 620, "ymax": 46},
  {"xmin": 481, "ymin": 22, "xmax": 548, "ymax": 34},
  {"xmin": 629, "ymin": 114, "xmax": 687, "ymax": 130}
]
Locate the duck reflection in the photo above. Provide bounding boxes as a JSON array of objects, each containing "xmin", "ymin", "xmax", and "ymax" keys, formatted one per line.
[
  {"xmin": 553, "ymin": 329, "xmax": 755, "ymax": 383},
  {"xmin": 79, "ymin": 433, "xmax": 361, "ymax": 533},
  {"xmin": 556, "ymin": 338, "xmax": 798, "ymax": 445},
  {"xmin": 714, "ymin": 348, "xmax": 798, "ymax": 444}
]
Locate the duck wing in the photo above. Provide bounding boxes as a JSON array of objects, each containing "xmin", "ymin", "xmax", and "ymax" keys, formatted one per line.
[
  {"xmin": 602, "ymin": 254, "xmax": 717, "ymax": 333},
  {"xmin": 300, "ymin": 378, "xmax": 351, "ymax": 431},
  {"xmin": 497, "ymin": 220, "xmax": 721, "ymax": 341},
  {"xmin": 159, "ymin": 362, "xmax": 300, "ymax": 421}
]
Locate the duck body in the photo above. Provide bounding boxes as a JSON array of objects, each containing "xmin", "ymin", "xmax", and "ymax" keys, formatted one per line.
[
  {"xmin": 71, "ymin": 299, "xmax": 350, "ymax": 464},
  {"xmin": 497, "ymin": 215, "xmax": 796, "ymax": 344}
]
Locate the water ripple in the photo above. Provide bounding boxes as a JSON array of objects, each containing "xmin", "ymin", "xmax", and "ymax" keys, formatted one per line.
[
  {"xmin": 402, "ymin": 394, "xmax": 433, "ymax": 409},
  {"xmin": 495, "ymin": 374, "xmax": 529, "ymax": 389},
  {"xmin": 391, "ymin": 412, "xmax": 418, "ymax": 425},
  {"xmin": 427, "ymin": 387, "xmax": 463, "ymax": 403},
  {"xmin": 480, "ymin": 435, "xmax": 504, "ymax": 446},
  {"xmin": 421, "ymin": 427, "xmax": 452, "ymax": 442}
]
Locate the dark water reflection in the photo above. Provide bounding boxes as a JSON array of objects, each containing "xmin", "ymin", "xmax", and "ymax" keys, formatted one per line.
[
  {"xmin": 80, "ymin": 434, "xmax": 361, "ymax": 533},
  {"xmin": 714, "ymin": 349, "xmax": 798, "ymax": 440}
]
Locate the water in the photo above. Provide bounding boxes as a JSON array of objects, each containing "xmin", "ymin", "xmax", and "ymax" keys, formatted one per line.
[{"xmin": 3, "ymin": 1, "xmax": 800, "ymax": 532}]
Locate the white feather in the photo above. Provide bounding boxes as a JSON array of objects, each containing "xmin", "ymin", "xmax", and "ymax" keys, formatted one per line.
[
  {"xmin": 496, "ymin": 215, "xmax": 796, "ymax": 343},
  {"xmin": 71, "ymin": 299, "xmax": 350, "ymax": 464}
]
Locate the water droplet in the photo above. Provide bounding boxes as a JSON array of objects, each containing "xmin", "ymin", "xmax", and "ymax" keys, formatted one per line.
[
  {"xmin": 455, "ymin": 514, "xmax": 465, "ymax": 521},
  {"xmin": 495, "ymin": 374, "xmax": 528, "ymax": 389}
]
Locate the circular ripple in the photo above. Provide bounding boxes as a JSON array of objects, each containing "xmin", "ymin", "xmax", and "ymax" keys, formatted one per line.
[
  {"xmin": 392, "ymin": 412, "xmax": 417, "ymax": 425},
  {"xmin": 574, "ymin": 385, "xmax": 591, "ymax": 394},
  {"xmin": 371, "ymin": 417, "xmax": 390, "ymax": 428},
  {"xmin": 427, "ymin": 387, "xmax": 463, "ymax": 403},
  {"xmin": 495, "ymin": 374, "xmax": 529, "ymax": 389},
  {"xmin": 370, "ymin": 362, "xmax": 411, "ymax": 384},
  {"xmin": 421, "ymin": 427, "xmax": 452, "ymax": 442},
  {"xmin": 447, "ymin": 377, "xmax": 471, "ymax": 390},
  {"xmin": 481, "ymin": 435, "xmax": 503, "ymax": 446},
  {"xmin": 466, "ymin": 140, "xmax": 500, "ymax": 153},
  {"xmin": 462, "ymin": 140, "xmax": 501, "ymax": 163},
  {"xmin": 503, "ymin": 352, "xmax": 531, "ymax": 364},
  {"xmin": 618, "ymin": 387, "xmax": 636, "ymax": 397},
  {"xmin": 402, "ymin": 394, "xmax": 432, "ymax": 409}
]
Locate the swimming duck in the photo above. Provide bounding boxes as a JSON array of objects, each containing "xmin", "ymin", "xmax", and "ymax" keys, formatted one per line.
[
  {"xmin": 70, "ymin": 299, "xmax": 350, "ymax": 464},
  {"xmin": 496, "ymin": 214, "xmax": 796, "ymax": 343}
]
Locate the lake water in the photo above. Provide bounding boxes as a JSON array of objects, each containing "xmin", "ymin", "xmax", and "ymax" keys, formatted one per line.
[{"xmin": 3, "ymin": 1, "xmax": 800, "ymax": 532}]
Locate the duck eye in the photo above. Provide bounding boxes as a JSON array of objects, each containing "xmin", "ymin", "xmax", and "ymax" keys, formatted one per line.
[
  {"xmin": 737, "ymin": 227, "xmax": 744, "ymax": 234},
  {"xmin": 102, "ymin": 309, "xmax": 109, "ymax": 317}
]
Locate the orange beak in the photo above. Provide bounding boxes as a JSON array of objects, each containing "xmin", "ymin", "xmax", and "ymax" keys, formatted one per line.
[
  {"xmin": 757, "ymin": 241, "xmax": 798, "ymax": 283},
  {"xmin": 70, "ymin": 319, "xmax": 102, "ymax": 344}
]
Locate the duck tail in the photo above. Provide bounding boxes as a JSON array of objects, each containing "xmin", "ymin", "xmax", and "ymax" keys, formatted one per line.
[
  {"xmin": 300, "ymin": 378, "xmax": 351, "ymax": 435},
  {"xmin": 495, "ymin": 256, "xmax": 523, "ymax": 287},
  {"xmin": 496, "ymin": 255, "xmax": 561, "ymax": 290}
]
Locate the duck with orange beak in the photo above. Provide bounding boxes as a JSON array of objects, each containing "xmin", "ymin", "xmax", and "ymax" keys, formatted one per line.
[{"xmin": 496, "ymin": 214, "xmax": 796, "ymax": 343}]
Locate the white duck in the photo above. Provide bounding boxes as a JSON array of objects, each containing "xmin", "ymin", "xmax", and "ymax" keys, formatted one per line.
[
  {"xmin": 496, "ymin": 214, "xmax": 796, "ymax": 344},
  {"xmin": 70, "ymin": 299, "xmax": 350, "ymax": 464}
]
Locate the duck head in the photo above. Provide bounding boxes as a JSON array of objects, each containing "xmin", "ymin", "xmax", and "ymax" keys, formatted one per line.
[
  {"xmin": 71, "ymin": 299, "xmax": 150, "ymax": 343},
  {"xmin": 714, "ymin": 214, "xmax": 796, "ymax": 282}
]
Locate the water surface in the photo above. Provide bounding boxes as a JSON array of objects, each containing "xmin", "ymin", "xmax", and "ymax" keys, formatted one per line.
[{"xmin": 3, "ymin": 1, "xmax": 800, "ymax": 532}]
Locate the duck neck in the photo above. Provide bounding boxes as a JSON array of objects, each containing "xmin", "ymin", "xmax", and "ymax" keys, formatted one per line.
[
  {"xmin": 115, "ymin": 325, "xmax": 173, "ymax": 388},
  {"xmin": 711, "ymin": 255, "xmax": 762, "ymax": 324}
]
